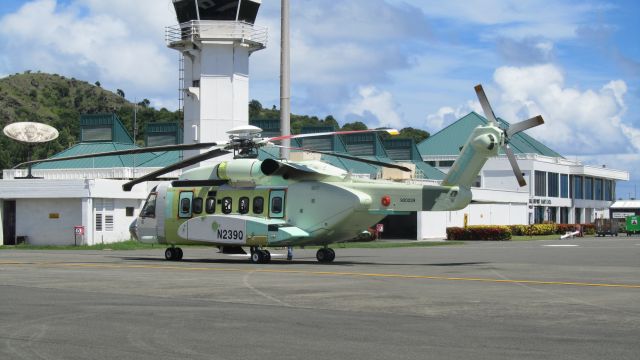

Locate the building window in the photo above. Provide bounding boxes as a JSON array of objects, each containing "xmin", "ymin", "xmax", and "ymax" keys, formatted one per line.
[
  {"xmin": 473, "ymin": 176, "xmax": 481, "ymax": 188},
  {"xmin": 95, "ymin": 213, "xmax": 103, "ymax": 232},
  {"xmin": 605, "ymin": 180, "xmax": 613, "ymax": 201},
  {"xmin": 105, "ymin": 215, "xmax": 114, "ymax": 232},
  {"xmin": 95, "ymin": 198, "xmax": 115, "ymax": 232},
  {"xmin": 594, "ymin": 178, "xmax": 603, "ymax": 201},
  {"xmin": 126, "ymin": 207, "xmax": 134, "ymax": 217},
  {"xmin": 585, "ymin": 177, "xmax": 593, "ymax": 200},
  {"xmin": 560, "ymin": 174, "xmax": 569, "ymax": 198},
  {"xmin": 534, "ymin": 171, "xmax": 546, "ymax": 196},
  {"xmin": 548, "ymin": 172, "xmax": 559, "ymax": 197},
  {"xmin": 438, "ymin": 160, "xmax": 454, "ymax": 167},
  {"xmin": 574, "ymin": 176, "xmax": 583, "ymax": 199},
  {"xmin": 253, "ymin": 196, "xmax": 264, "ymax": 214}
]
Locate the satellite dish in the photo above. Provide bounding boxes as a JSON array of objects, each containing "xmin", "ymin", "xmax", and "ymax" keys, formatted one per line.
[{"xmin": 3, "ymin": 122, "xmax": 59, "ymax": 143}]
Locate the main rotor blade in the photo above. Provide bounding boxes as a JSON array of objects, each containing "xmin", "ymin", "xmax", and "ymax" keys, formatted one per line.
[
  {"xmin": 474, "ymin": 84, "xmax": 498, "ymax": 126},
  {"xmin": 122, "ymin": 148, "xmax": 230, "ymax": 191},
  {"xmin": 503, "ymin": 144, "xmax": 526, "ymax": 187},
  {"xmin": 506, "ymin": 115, "xmax": 544, "ymax": 138},
  {"xmin": 14, "ymin": 142, "xmax": 221, "ymax": 169},
  {"xmin": 266, "ymin": 128, "xmax": 400, "ymax": 143},
  {"xmin": 273, "ymin": 145, "xmax": 412, "ymax": 172}
]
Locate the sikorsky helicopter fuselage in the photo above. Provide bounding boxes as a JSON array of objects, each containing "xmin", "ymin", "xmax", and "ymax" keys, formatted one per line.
[{"xmin": 130, "ymin": 157, "xmax": 471, "ymax": 263}]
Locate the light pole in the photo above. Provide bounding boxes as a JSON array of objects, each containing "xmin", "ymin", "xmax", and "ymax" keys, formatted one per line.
[{"xmin": 280, "ymin": 0, "xmax": 291, "ymax": 160}]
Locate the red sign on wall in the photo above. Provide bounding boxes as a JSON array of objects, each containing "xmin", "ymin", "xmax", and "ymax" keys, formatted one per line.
[{"xmin": 74, "ymin": 226, "xmax": 85, "ymax": 236}]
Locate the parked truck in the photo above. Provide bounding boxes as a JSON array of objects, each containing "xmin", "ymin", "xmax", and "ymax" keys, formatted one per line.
[
  {"xmin": 595, "ymin": 218, "xmax": 619, "ymax": 237},
  {"xmin": 625, "ymin": 215, "xmax": 640, "ymax": 236}
]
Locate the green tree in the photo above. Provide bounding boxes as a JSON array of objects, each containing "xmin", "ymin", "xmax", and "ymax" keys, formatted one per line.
[
  {"xmin": 249, "ymin": 99, "xmax": 262, "ymax": 118},
  {"xmin": 341, "ymin": 121, "xmax": 368, "ymax": 131},
  {"xmin": 398, "ymin": 127, "xmax": 430, "ymax": 143},
  {"xmin": 116, "ymin": 89, "xmax": 125, "ymax": 98},
  {"xmin": 94, "ymin": 81, "xmax": 101, "ymax": 87}
]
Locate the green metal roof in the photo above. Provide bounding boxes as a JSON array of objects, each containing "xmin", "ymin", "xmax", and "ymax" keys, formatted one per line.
[
  {"xmin": 80, "ymin": 113, "xmax": 133, "ymax": 144},
  {"xmin": 417, "ymin": 111, "xmax": 562, "ymax": 158},
  {"xmin": 34, "ymin": 142, "xmax": 182, "ymax": 169}
]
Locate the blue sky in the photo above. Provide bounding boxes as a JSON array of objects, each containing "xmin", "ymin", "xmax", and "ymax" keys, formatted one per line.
[{"xmin": 0, "ymin": 0, "xmax": 639, "ymax": 198}]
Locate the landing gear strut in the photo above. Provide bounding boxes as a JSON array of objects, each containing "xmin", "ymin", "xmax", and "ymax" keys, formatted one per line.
[
  {"xmin": 316, "ymin": 247, "xmax": 335, "ymax": 263},
  {"xmin": 250, "ymin": 247, "xmax": 271, "ymax": 264},
  {"xmin": 165, "ymin": 247, "xmax": 183, "ymax": 261}
]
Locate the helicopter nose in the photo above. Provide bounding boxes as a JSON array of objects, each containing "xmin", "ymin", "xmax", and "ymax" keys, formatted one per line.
[{"xmin": 129, "ymin": 218, "xmax": 140, "ymax": 242}]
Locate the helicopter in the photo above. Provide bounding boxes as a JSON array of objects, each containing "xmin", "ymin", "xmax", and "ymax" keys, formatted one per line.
[{"xmin": 17, "ymin": 85, "xmax": 543, "ymax": 263}]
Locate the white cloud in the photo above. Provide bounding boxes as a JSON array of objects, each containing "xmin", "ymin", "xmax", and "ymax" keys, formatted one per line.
[
  {"xmin": 492, "ymin": 64, "xmax": 632, "ymax": 155},
  {"xmin": 425, "ymin": 63, "xmax": 638, "ymax": 158},
  {"xmin": 342, "ymin": 86, "xmax": 403, "ymax": 129},
  {"xmin": 0, "ymin": 0, "xmax": 177, "ymax": 108},
  {"xmin": 426, "ymin": 100, "xmax": 482, "ymax": 130}
]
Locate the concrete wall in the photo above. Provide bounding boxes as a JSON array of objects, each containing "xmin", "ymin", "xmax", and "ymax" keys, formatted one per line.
[
  {"xmin": 418, "ymin": 202, "xmax": 528, "ymax": 239},
  {"xmin": 16, "ymin": 199, "xmax": 82, "ymax": 245}
]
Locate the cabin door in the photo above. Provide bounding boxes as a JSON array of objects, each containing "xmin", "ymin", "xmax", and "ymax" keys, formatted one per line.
[{"xmin": 269, "ymin": 190, "xmax": 286, "ymax": 219}]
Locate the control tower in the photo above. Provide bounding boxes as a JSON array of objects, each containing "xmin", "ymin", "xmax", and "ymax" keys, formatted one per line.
[{"xmin": 166, "ymin": 0, "xmax": 267, "ymax": 160}]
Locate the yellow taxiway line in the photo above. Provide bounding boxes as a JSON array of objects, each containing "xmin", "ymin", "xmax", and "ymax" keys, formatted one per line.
[{"xmin": 1, "ymin": 260, "xmax": 640, "ymax": 289}]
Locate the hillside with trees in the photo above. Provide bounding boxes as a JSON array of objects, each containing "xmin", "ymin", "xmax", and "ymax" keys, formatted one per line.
[{"xmin": 0, "ymin": 72, "xmax": 429, "ymax": 172}]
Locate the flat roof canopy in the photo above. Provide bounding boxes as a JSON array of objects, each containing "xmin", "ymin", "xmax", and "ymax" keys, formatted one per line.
[{"xmin": 172, "ymin": 0, "xmax": 260, "ymax": 24}]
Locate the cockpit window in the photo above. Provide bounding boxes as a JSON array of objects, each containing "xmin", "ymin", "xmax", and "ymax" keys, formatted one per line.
[{"xmin": 141, "ymin": 193, "xmax": 157, "ymax": 218}]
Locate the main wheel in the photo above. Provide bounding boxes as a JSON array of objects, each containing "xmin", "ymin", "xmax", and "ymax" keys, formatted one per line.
[
  {"xmin": 251, "ymin": 251, "xmax": 262, "ymax": 264},
  {"xmin": 175, "ymin": 247, "xmax": 184, "ymax": 260},
  {"xmin": 317, "ymin": 248, "xmax": 334, "ymax": 263},
  {"xmin": 326, "ymin": 248, "xmax": 335, "ymax": 262},
  {"xmin": 264, "ymin": 250, "xmax": 271, "ymax": 263},
  {"xmin": 165, "ymin": 248, "xmax": 175, "ymax": 261}
]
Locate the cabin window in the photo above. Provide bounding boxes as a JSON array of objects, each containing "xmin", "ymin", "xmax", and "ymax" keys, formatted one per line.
[
  {"xmin": 222, "ymin": 197, "xmax": 233, "ymax": 214},
  {"xmin": 253, "ymin": 196, "xmax": 264, "ymax": 214},
  {"xmin": 193, "ymin": 197, "xmax": 203, "ymax": 214},
  {"xmin": 141, "ymin": 193, "xmax": 157, "ymax": 218},
  {"xmin": 269, "ymin": 190, "xmax": 286, "ymax": 218},
  {"xmin": 271, "ymin": 197, "xmax": 283, "ymax": 214},
  {"xmin": 178, "ymin": 192, "xmax": 193, "ymax": 218},
  {"xmin": 239, "ymin": 197, "xmax": 250, "ymax": 214},
  {"xmin": 205, "ymin": 197, "xmax": 216, "ymax": 214}
]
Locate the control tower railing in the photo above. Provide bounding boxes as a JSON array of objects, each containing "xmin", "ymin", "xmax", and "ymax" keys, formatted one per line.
[{"xmin": 165, "ymin": 20, "xmax": 268, "ymax": 52}]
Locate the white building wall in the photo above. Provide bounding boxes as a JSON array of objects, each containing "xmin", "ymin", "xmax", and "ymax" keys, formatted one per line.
[
  {"xmin": 16, "ymin": 199, "xmax": 82, "ymax": 245},
  {"xmin": 418, "ymin": 202, "xmax": 528, "ymax": 239}
]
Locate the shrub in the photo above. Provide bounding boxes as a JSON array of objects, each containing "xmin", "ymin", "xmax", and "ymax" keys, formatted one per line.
[{"xmin": 446, "ymin": 226, "xmax": 511, "ymax": 241}]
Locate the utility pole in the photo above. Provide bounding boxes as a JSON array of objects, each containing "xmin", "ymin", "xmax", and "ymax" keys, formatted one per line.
[{"xmin": 280, "ymin": 0, "xmax": 291, "ymax": 159}]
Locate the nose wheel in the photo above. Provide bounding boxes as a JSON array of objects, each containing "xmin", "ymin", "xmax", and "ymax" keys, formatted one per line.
[
  {"xmin": 316, "ymin": 248, "xmax": 335, "ymax": 263},
  {"xmin": 165, "ymin": 247, "xmax": 183, "ymax": 261}
]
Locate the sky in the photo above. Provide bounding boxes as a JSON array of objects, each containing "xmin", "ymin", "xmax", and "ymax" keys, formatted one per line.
[{"xmin": 0, "ymin": 0, "xmax": 639, "ymax": 198}]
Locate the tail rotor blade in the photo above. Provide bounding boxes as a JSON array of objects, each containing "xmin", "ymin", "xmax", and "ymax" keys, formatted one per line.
[
  {"xmin": 506, "ymin": 115, "xmax": 544, "ymax": 138},
  {"xmin": 474, "ymin": 84, "xmax": 498, "ymax": 126},
  {"xmin": 503, "ymin": 144, "xmax": 526, "ymax": 187}
]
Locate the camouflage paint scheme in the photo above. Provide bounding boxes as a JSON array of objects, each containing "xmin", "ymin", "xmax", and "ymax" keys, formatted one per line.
[{"xmin": 133, "ymin": 123, "xmax": 502, "ymax": 248}]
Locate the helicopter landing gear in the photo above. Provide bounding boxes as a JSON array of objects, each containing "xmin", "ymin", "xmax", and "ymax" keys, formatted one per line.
[
  {"xmin": 316, "ymin": 247, "xmax": 335, "ymax": 263},
  {"xmin": 250, "ymin": 247, "xmax": 271, "ymax": 264},
  {"xmin": 164, "ymin": 247, "xmax": 183, "ymax": 261}
]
